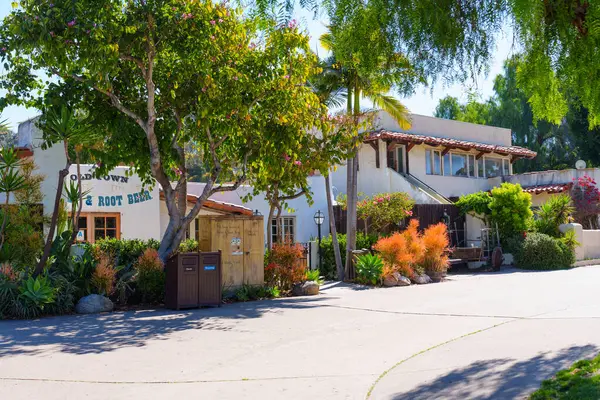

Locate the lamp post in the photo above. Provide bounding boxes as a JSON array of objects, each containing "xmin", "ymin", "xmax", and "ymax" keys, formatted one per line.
[{"xmin": 313, "ymin": 210, "xmax": 325, "ymax": 269}]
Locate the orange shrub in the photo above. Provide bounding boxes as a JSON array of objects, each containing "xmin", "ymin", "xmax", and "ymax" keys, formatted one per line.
[
  {"xmin": 91, "ymin": 255, "xmax": 117, "ymax": 295},
  {"xmin": 419, "ymin": 223, "xmax": 450, "ymax": 275},
  {"xmin": 374, "ymin": 232, "xmax": 415, "ymax": 278},
  {"xmin": 266, "ymin": 242, "xmax": 306, "ymax": 291},
  {"xmin": 0, "ymin": 263, "xmax": 17, "ymax": 282}
]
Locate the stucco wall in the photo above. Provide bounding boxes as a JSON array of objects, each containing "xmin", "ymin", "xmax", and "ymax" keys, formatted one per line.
[
  {"xmin": 373, "ymin": 112, "xmax": 512, "ymax": 146},
  {"xmin": 507, "ymin": 168, "xmax": 600, "ymax": 188},
  {"xmin": 71, "ymin": 165, "xmax": 161, "ymax": 241},
  {"xmin": 14, "ymin": 119, "xmax": 67, "ymax": 221},
  {"xmin": 186, "ymin": 175, "xmax": 331, "ymax": 244},
  {"xmin": 583, "ymin": 230, "xmax": 600, "ymax": 260}
]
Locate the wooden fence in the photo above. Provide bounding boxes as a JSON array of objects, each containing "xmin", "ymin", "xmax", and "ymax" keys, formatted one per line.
[{"xmin": 333, "ymin": 203, "xmax": 465, "ymax": 247}]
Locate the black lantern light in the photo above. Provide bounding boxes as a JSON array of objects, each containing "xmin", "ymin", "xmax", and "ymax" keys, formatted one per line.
[{"xmin": 314, "ymin": 210, "xmax": 325, "ymax": 268}]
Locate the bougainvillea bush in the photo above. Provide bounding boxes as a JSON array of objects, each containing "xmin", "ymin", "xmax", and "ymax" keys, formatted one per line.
[
  {"xmin": 357, "ymin": 192, "xmax": 415, "ymax": 234},
  {"xmin": 571, "ymin": 175, "xmax": 600, "ymax": 229}
]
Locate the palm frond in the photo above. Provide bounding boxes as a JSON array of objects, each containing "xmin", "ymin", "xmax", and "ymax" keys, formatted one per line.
[
  {"xmin": 320, "ymin": 32, "xmax": 334, "ymax": 51},
  {"xmin": 366, "ymin": 92, "xmax": 411, "ymax": 129}
]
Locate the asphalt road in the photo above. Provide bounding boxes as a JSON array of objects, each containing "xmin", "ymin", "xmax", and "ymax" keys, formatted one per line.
[{"xmin": 2, "ymin": 266, "xmax": 600, "ymax": 399}]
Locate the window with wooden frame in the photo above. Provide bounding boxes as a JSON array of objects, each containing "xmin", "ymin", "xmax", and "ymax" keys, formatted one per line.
[
  {"xmin": 73, "ymin": 213, "xmax": 121, "ymax": 243},
  {"xmin": 271, "ymin": 216, "xmax": 296, "ymax": 244}
]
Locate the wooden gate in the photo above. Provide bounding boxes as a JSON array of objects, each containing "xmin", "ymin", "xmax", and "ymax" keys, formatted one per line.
[
  {"xmin": 408, "ymin": 204, "xmax": 465, "ymax": 247},
  {"xmin": 197, "ymin": 215, "xmax": 264, "ymax": 288}
]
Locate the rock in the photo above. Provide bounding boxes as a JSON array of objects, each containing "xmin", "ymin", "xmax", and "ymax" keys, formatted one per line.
[
  {"xmin": 75, "ymin": 294, "xmax": 114, "ymax": 314},
  {"xmin": 302, "ymin": 281, "xmax": 320, "ymax": 296},
  {"xmin": 412, "ymin": 274, "xmax": 432, "ymax": 285},
  {"xmin": 292, "ymin": 281, "xmax": 320, "ymax": 296},
  {"xmin": 383, "ymin": 274, "xmax": 398, "ymax": 287},
  {"xmin": 397, "ymin": 275, "xmax": 411, "ymax": 286},
  {"xmin": 291, "ymin": 283, "xmax": 304, "ymax": 296}
]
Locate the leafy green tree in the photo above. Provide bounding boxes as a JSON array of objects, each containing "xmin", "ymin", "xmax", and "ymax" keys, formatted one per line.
[
  {"xmin": 1, "ymin": 1, "xmax": 332, "ymax": 259},
  {"xmin": 488, "ymin": 183, "xmax": 533, "ymax": 241}
]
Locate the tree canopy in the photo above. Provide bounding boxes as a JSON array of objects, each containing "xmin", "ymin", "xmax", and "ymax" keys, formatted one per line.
[
  {"xmin": 0, "ymin": 0, "xmax": 339, "ymax": 257},
  {"xmin": 435, "ymin": 57, "xmax": 600, "ymax": 173}
]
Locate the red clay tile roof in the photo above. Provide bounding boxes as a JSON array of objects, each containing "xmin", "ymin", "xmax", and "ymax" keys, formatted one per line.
[
  {"xmin": 367, "ymin": 129, "xmax": 537, "ymax": 159},
  {"xmin": 521, "ymin": 183, "xmax": 572, "ymax": 194},
  {"xmin": 15, "ymin": 147, "xmax": 33, "ymax": 158},
  {"xmin": 159, "ymin": 191, "xmax": 253, "ymax": 216}
]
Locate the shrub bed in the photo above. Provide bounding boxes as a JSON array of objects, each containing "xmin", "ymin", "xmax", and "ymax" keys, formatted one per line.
[
  {"xmin": 319, "ymin": 233, "xmax": 378, "ymax": 279},
  {"xmin": 513, "ymin": 232, "xmax": 575, "ymax": 270}
]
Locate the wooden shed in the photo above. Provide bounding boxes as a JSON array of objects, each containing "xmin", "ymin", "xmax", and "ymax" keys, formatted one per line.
[{"xmin": 196, "ymin": 215, "xmax": 264, "ymax": 289}]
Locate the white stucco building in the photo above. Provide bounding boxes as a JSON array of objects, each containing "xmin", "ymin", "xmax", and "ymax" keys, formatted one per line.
[{"xmin": 13, "ymin": 111, "xmax": 599, "ymax": 251}]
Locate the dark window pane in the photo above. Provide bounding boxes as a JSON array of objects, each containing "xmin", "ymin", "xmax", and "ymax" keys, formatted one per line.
[
  {"xmin": 95, "ymin": 217, "xmax": 105, "ymax": 228},
  {"xmin": 106, "ymin": 217, "xmax": 116, "ymax": 229},
  {"xmin": 397, "ymin": 147, "xmax": 404, "ymax": 173},
  {"xmin": 106, "ymin": 229, "xmax": 117, "ymax": 238},
  {"xmin": 95, "ymin": 229, "xmax": 106, "ymax": 240},
  {"xmin": 78, "ymin": 217, "xmax": 87, "ymax": 228}
]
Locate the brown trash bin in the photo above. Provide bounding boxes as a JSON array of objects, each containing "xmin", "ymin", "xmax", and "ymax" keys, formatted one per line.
[
  {"xmin": 165, "ymin": 252, "xmax": 199, "ymax": 310},
  {"xmin": 198, "ymin": 251, "xmax": 222, "ymax": 307},
  {"xmin": 165, "ymin": 251, "xmax": 222, "ymax": 310}
]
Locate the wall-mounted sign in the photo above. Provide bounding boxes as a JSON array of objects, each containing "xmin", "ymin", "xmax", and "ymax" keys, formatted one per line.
[
  {"xmin": 70, "ymin": 173, "xmax": 129, "ymax": 184},
  {"xmin": 230, "ymin": 237, "xmax": 242, "ymax": 255},
  {"xmin": 77, "ymin": 190, "xmax": 153, "ymax": 208}
]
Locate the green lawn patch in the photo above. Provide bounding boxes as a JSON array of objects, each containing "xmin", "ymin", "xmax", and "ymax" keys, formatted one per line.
[{"xmin": 530, "ymin": 353, "xmax": 600, "ymax": 399}]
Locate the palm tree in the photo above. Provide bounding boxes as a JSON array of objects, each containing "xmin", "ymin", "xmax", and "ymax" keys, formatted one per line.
[{"xmin": 315, "ymin": 25, "xmax": 413, "ymax": 280}]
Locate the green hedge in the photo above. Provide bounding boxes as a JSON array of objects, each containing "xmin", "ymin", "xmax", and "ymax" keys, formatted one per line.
[
  {"xmin": 513, "ymin": 232, "xmax": 575, "ymax": 270},
  {"xmin": 319, "ymin": 233, "xmax": 379, "ymax": 279},
  {"xmin": 89, "ymin": 238, "xmax": 160, "ymax": 268}
]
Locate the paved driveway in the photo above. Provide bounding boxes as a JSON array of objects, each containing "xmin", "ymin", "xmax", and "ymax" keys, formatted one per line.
[{"xmin": 2, "ymin": 267, "xmax": 600, "ymax": 399}]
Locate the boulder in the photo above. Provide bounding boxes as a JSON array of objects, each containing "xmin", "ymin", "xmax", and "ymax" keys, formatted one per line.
[
  {"xmin": 412, "ymin": 274, "xmax": 432, "ymax": 285},
  {"xmin": 302, "ymin": 281, "xmax": 320, "ymax": 296},
  {"xmin": 291, "ymin": 283, "xmax": 304, "ymax": 296},
  {"xmin": 75, "ymin": 294, "xmax": 114, "ymax": 314},
  {"xmin": 292, "ymin": 281, "xmax": 320, "ymax": 296},
  {"xmin": 397, "ymin": 275, "xmax": 411, "ymax": 286},
  {"xmin": 383, "ymin": 274, "xmax": 398, "ymax": 287}
]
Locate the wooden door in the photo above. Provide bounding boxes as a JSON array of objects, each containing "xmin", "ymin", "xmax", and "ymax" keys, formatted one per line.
[
  {"xmin": 212, "ymin": 219, "xmax": 245, "ymax": 287},
  {"xmin": 243, "ymin": 218, "xmax": 264, "ymax": 285}
]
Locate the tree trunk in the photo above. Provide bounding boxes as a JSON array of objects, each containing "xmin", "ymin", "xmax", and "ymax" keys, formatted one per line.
[
  {"xmin": 345, "ymin": 82, "xmax": 360, "ymax": 280},
  {"xmin": 67, "ymin": 154, "xmax": 83, "ymax": 248},
  {"xmin": 325, "ymin": 174, "xmax": 343, "ymax": 281},
  {"xmin": 345, "ymin": 156, "xmax": 356, "ymax": 279},
  {"xmin": 267, "ymin": 203, "xmax": 276, "ymax": 250},
  {"xmin": 34, "ymin": 167, "xmax": 69, "ymax": 277}
]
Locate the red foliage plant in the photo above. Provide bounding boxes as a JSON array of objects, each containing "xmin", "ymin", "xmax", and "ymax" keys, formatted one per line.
[{"xmin": 266, "ymin": 242, "xmax": 306, "ymax": 291}]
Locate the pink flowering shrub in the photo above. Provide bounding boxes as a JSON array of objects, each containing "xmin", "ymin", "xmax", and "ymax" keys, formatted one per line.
[
  {"xmin": 571, "ymin": 175, "xmax": 600, "ymax": 229},
  {"xmin": 357, "ymin": 192, "xmax": 415, "ymax": 234}
]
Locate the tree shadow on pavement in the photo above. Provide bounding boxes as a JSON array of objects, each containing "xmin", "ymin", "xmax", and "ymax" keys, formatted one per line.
[
  {"xmin": 391, "ymin": 344, "xmax": 599, "ymax": 400},
  {"xmin": 0, "ymin": 296, "xmax": 327, "ymax": 358}
]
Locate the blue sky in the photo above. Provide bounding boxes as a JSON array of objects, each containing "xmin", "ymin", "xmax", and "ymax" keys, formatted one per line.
[{"xmin": 0, "ymin": 3, "xmax": 517, "ymax": 129}]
